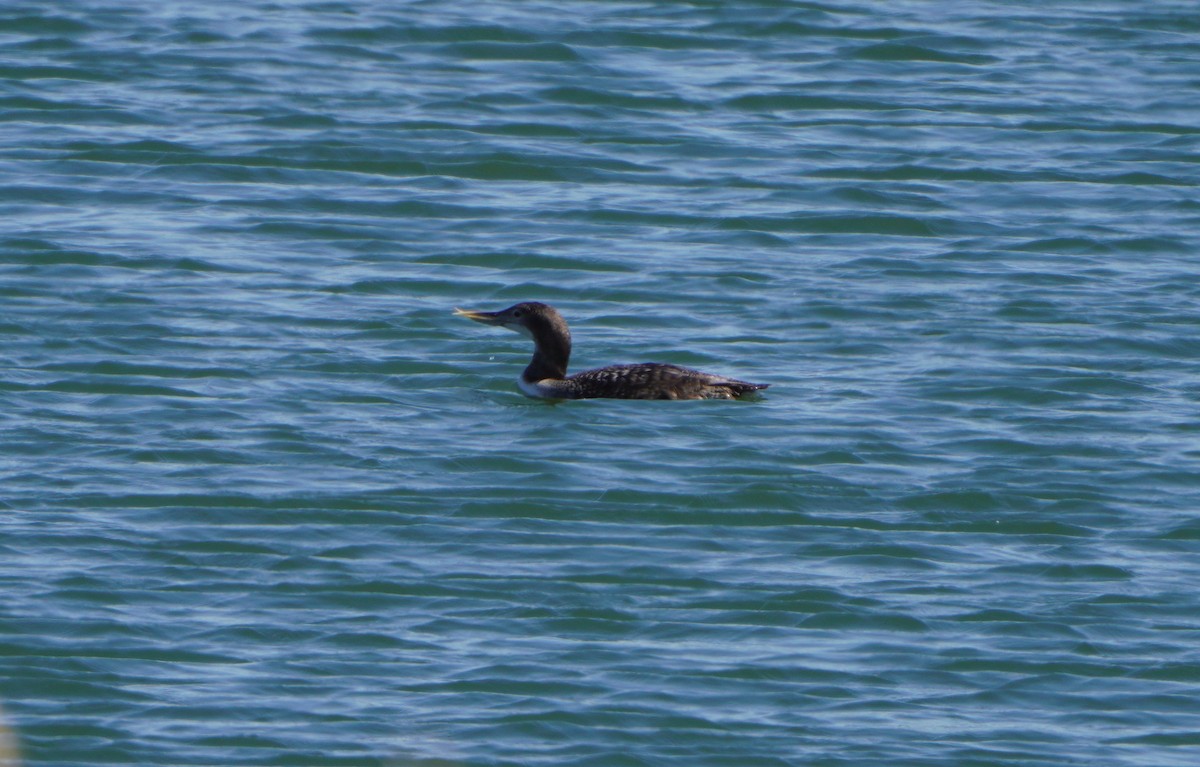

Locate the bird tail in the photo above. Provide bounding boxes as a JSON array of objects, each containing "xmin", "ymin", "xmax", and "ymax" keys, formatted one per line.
[{"xmin": 728, "ymin": 380, "xmax": 770, "ymax": 397}]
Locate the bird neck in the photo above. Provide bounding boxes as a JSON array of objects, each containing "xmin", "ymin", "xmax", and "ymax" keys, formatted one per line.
[{"xmin": 523, "ymin": 325, "xmax": 571, "ymax": 381}]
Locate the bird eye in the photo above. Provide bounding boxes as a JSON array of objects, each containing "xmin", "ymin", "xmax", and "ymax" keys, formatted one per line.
[{"xmin": 513, "ymin": 310, "xmax": 523, "ymax": 318}]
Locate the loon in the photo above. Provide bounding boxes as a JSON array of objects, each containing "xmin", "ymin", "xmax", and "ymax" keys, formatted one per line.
[{"xmin": 454, "ymin": 302, "xmax": 769, "ymax": 400}]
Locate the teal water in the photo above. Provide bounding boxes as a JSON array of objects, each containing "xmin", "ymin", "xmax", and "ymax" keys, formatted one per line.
[{"xmin": 3, "ymin": 1, "xmax": 1199, "ymax": 765}]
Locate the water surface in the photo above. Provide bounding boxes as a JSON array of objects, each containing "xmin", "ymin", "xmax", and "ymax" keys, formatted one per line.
[{"xmin": 2, "ymin": 1, "xmax": 1199, "ymax": 765}]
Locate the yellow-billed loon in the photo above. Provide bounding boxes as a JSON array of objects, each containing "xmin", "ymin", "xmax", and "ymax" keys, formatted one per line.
[{"xmin": 454, "ymin": 302, "xmax": 769, "ymax": 400}]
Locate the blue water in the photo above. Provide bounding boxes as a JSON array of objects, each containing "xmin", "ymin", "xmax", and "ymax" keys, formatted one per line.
[{"xmin": 3, "ymin": 1, "xmax": 1199, "ymax": 765}]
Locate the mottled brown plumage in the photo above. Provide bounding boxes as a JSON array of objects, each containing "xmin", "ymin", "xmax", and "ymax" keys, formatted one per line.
[{"xmin": 454, "ymin": 302, "xmax": 769, "ymax": 400}]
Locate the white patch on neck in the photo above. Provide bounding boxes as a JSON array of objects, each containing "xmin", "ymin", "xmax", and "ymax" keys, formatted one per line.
[
  {"xmin": 506, "ymin": 324, "xmax": 534, "ymax": 339},
  {"xmin": 518, "ymin": 376, "xmax": 561, "ymax": 399}
]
